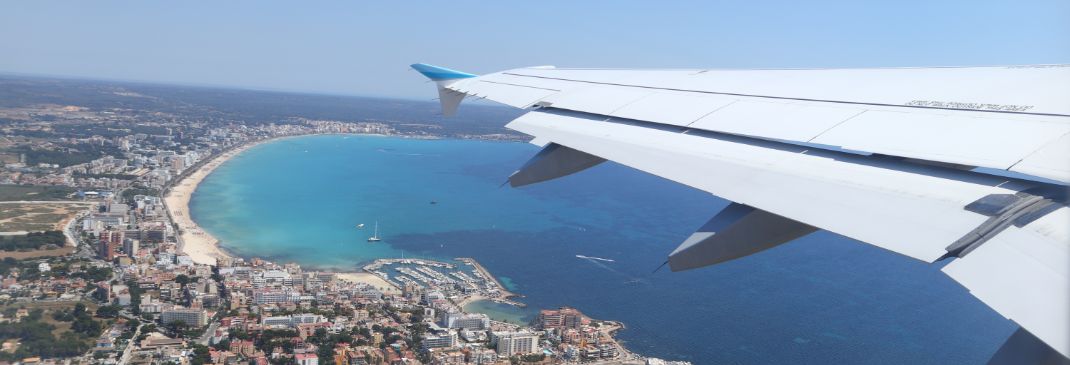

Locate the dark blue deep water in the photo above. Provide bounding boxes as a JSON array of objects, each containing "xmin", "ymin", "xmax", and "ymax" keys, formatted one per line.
[{"xmin": 192, "ymin": 134, "xmax": 1014, "ymax": 364}]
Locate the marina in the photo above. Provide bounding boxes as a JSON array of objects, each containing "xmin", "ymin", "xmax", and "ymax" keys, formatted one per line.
[{"xmin": 362, "ymin": 257, "xmax": 526, "ymax": 308}]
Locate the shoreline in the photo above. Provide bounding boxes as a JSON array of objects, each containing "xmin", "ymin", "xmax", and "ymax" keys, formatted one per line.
[
  {"xmin": 162, "ymin": 133, "xmax": 400, "ymax": 266},
  {"xmin": 454, "ymin": 257, "xmax": 524, "ymax": 306},
  {"xmin": 164, "ymin": 133, "xmax": 412, "ymax": 266},
  {"xmin": 166, "ymin": 132, "xmax": 526, "ymax": 266},
  {"xmin": 164, "ymin": 137, "xmax": 290, "ymax": 266}
]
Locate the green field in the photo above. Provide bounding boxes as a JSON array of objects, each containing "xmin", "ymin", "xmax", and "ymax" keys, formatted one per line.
[{"xmin": 0, "ymin": 185, "xmax": 77, "ymax": 201}]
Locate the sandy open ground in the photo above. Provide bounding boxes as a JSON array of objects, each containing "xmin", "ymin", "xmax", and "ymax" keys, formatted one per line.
[
  {"xmin": 0, "ymin": 202, "xmax": 91, "ymax": 233},
  {"xmin": 0, "ymin": 201, "xmax": 92, "ymax": 259},
  {"xmin": 335, "ymin": 272, "xmax": 400, "ymax": 294}
]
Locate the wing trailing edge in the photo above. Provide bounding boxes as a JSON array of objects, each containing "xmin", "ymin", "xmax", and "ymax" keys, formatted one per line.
[
  {"xmin": 414, "ymin": 63, "xmax": 1070, "ymax": 362},
  {"xmin": 669, "ymin": 203, "xmax": 817, "ymax": 272},
  {"xmin": 507, "ymin": 143, "xmax": 605, "ymax": 187}
]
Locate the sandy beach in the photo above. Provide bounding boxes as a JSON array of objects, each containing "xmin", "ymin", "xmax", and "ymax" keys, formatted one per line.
[
  {"xmin": 163, "ymin": 137, "xmax": 412, "ymax": 294},
  {"xmin": 165, "ymin": 139, "xmax": 278, "ymax": 265},
  {"xmin": 455, "ymin": 293, "xmax": 489, "ymax": 308},
  {"xmin": 336, "ymin": 272, "xmax": 400, "ymax": 294}
]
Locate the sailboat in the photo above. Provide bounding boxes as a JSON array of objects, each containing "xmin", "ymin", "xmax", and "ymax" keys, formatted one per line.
[{"xmin": 367, "ymin": 221, "xmax": 381, "ymax": 242}]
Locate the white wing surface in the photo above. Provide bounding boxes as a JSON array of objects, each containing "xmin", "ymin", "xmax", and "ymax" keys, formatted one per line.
[{"xmin": 412, "ymin": 63, "xmax": 1070, "ymax": 362}]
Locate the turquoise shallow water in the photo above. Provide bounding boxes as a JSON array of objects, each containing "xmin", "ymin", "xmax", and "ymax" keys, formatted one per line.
[
  {"xmin": 193, "ymin": 134, "xmax": 1014, "ymax": 364},
  {"xmin": 192, "ymin": 135, "xmax": 593, "ymax": 268}
]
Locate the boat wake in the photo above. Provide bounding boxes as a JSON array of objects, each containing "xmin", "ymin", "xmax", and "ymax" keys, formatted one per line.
[
  {"xmin": 576, "ymin": 255, "xmax": 648, "ymax": 286},
  {"xmin": 576, "ymin": 255, "xmax": 614, "ymax": 262},
  {"xmin": 376, "ymin": 148, "xmax": 436, "ymax": 157}
]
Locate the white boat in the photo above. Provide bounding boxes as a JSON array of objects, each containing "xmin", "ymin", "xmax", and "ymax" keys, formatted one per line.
[
  {"xmin": 356, "ymin": 223, "xmax": 365, "ymax": 229},
  {"xmin": 367, "ymin": 221, "xmax": 381, "ymax": 242}
]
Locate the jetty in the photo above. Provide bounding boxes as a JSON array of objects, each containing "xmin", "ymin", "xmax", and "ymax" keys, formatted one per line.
[{"xmin": 361, "ymin": 257, "xmax": 525, "ymax": 308}]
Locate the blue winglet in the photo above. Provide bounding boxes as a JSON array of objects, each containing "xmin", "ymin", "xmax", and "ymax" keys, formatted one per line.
[{"xmin": 410, "ymin": 63, "xmax": 477, "ymax": 81}]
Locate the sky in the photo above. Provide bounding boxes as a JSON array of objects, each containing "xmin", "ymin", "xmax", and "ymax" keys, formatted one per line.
[{"xmin": 1, "ymin": 1, "xmax": 1068, "ymax": 100}]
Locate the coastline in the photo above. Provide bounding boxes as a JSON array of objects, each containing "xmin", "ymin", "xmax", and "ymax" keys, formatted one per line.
[
  {"xmin": 453, "ymin": 257, "xmax": 525, "ymax": 308},
  {"xmin": 164, "ymin": 137, "xmax": 286, "ymax": 265},
  {"xmin": 162, "ymin": 135, "xmax": 647, "ymax": 361},
  {"xmin": 167, "ymin": 134, "xmax": 528, "ymax": 305},
  {"xmin": 163, "ymin": 133, "xmax": 395, "ymax": 267}
]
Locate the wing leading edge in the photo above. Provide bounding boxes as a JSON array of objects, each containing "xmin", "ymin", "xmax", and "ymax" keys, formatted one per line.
[{"xmin": 411, "ymin": 63, "xmax": 1070, "ymax": 363}]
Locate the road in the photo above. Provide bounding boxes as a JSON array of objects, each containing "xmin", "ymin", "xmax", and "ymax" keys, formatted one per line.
[
  {"xmin": 116, "ymin": 323, "xmax": 143, "ymax": 365},
  {"xmin": 63, "ymin": 211, "xmax": 86, "ymax": 248},
  {"xmin": 197, "ymin": 322, "xmax": 220, "ymax": 346}
]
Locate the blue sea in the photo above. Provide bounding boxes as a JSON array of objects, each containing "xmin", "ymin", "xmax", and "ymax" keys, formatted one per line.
[{"xmin": 191, "ymin": 134, "xmax": 1014, "ymax": 364}]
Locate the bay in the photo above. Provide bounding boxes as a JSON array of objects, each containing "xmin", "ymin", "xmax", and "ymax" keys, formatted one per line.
[{"xmin": 192, "ymin": 134, "xmax": 1013, "ymax": 364}]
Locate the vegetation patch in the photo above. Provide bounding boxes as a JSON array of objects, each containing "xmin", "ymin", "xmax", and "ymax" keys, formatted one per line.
[
  {"xmin": 0, "ymin": 231, "xmax": 65, "ymax": 251},
  {"xmin": 0, "ymin": 302, "xmax": 105, "ymax": 360},
  {"xmin": 0, "ymin": 185, "xmax": 76, "ymax": 202},
  {"xmin": 11, "ymin": 142, "xmax": 124, "ymax": 168}
]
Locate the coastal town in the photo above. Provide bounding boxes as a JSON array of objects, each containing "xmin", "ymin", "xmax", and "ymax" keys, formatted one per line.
[{"xmin": 0, "ymin": 81, "xmax": 691, "ymax": 365}]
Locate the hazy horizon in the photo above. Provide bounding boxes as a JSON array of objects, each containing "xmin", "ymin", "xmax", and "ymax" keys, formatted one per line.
[
  {"xmin": 3, "ymin": 1, "xmax": 1068, "ymax": 100},
  {"xmin": 0, "ymin": 70, "xmax": 434, "ymax": 102}
]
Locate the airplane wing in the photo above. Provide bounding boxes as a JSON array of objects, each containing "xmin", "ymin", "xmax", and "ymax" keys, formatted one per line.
[{"xmin": 412, "ymin": 63, "xmax": 1070, "ymax": 363}]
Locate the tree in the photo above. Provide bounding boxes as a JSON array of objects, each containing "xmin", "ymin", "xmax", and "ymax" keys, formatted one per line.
[
  {"xmin": 75, "ymin": 266, "xmax": 112, "ymax": 282},
  {"xmin": 91, "ymin": 287, "xmax": 109, "ymax": 302},
  {"xmin": 52, "ymin": 309, "xmax": 73, "ymax": 322},
  {"xmin": 520, "ymin": 354, "xmax": 546, "ymax": 363},
  {"xmin": 212, "ymin": 338, "xmax": 231, "ymax": 351},
  {"xmin": 96, "ymin": 304, "xmax": 121, "ymax": 318},
  {"xmin": 71, "ymin": 315, "xmax": 102, "ymax": 336},
  {"xmin": 175, "ymin": 275, "xmax": 190, "ymax": 286},
  {"xmin": 229, "ymin": 328, "xmax": 251, "ymax": 341},
  {"xmin": 125, "ymin": 279, "xmax": 143, "ymax": 314},
  {"xmin": 0, "ymin": 231, "xmax": 66, "ymax": 251},
  {"xmin": 121, "ymin": 187, "xmax": 160, "ymax": 203},
  {"xmin": 190, "ymin": 344, "xmax": 211, "ymax": 365},
  {"xmin": 165, "ymin": 320, "xmax": 189, "ymax": 337}
]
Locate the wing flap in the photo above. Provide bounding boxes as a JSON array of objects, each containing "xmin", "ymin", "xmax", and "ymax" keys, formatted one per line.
[
  {"xmin": 448, "ymin": 66, "xmax": 1070, "ymax": 183},
  {"xmin": 450, "ymin": 65, "xmax": 1070, "ymax": 183},
  {"xmin": 505, "ymin": 110, "xmax": 1039, "ymax": 262},
  {"xmin": 689, "ymin": 99, "xmax": 864, "ymax": 141},
  {"xmin": 810, "ymin": 111, "xmax": 1070, "ymax": 170},
  {"xmin": 540, "ymin": 85, "xmax": 652, "ymax": 115},
  {"xmin": 414, "ymin": 63, "xmax": 1070, "ymax": 360},
  {"xmin": 611, "ymin": 91, "xmax": 737, "ymax": 126},
  {"xmin": 508, "ymin": 65, "xmax": 1070, "ymax": 116},
  {"xmin": 1010, "ymin": 132, "xmax": 1070, "ymax": 183},
  {"xmin": 942, "ymin": 207, "xmax": 1070, "ymax": 358}
]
